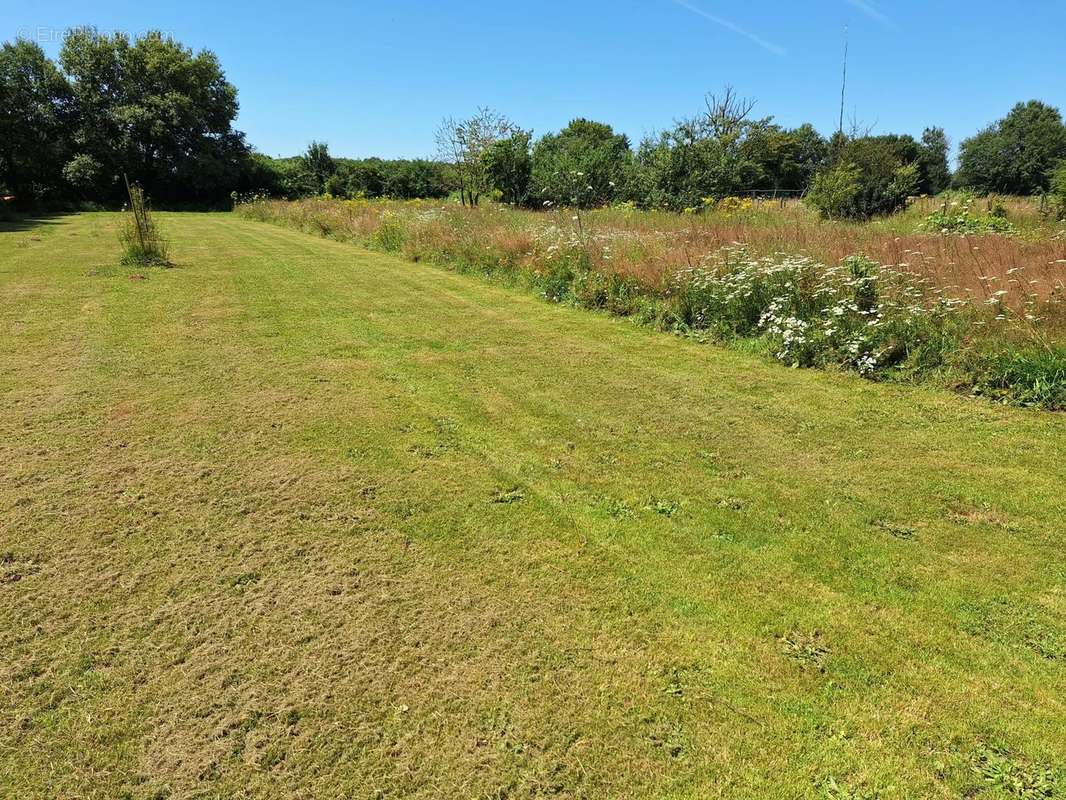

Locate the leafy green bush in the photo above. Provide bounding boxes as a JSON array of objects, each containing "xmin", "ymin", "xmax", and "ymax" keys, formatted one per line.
[
  {"xmin": 532, "ymin": 119, "xmax": 632, "ymax": 208},
  {"xmin": 804, "ymin": 162, "xmax": 861, "ymax": 220},
  {"xmin": 921, "ymin": 193, "xmax": 1016, "ymax": 234},
  {"xmin": 61, "ymin": 154, "xmax": 103, "ymax": 196},
  {"xmin": 1050, "ymin": 161, "xmax": 1066, "ymax": 220},
  {"xmin": 532, "ymin": 256, "xmax": 578, "ymax": 303},
  {"xmin": 806, "ymin": 135, "xmax": 920, "ymax": 220},
  {"xmin": 484, "ymin": 130, "xmax": 533, "ymax": 206}
]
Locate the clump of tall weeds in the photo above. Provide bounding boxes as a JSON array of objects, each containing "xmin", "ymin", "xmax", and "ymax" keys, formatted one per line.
[{"xmin": 119, "ymin": 177, "xmax": 170, "ymax": 266}]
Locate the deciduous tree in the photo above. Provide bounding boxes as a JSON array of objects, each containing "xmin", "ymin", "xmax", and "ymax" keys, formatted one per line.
[
  {"xmin": 531, "ymin": 119, "xmax": 631, "ymax": 208},
  {"xmin": 436, "ymin": 108, "xmax": 516, "ymax": 206},
  {"xmin": 956, "ymin": 101, "xmax": 1066, "ymax": 194},
  {"xmin": 0, "ymin": 39, "xmax": 72, "ymax": 200},
  {"xmin": 60, "ymin": 28, "xmax": 246, "ymax": 203},
  {"xmin": 484, "ymin": 130, "xmax": 533, "ymax": 206}
]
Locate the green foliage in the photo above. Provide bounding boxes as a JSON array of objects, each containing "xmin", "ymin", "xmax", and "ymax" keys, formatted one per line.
[
  {"xmin": 374, "ymin": 159, "xmax": 450, "ymax": 200},
  {"xmin": 965, "ymin": 345, "xmax": 1066, "ymax": 410},
  {"xmin": 740, "ymin": 122, "xmax": 829, "ymax": 191},
  {"xmin": 637, "ymin": 126, "xmax": 754, "ymax": 211},
  {"xmin": 534, "ymin": 167, "xmax": 602, "ymax": 212},
  {"xmin": 570, "ymin": 268, "xmax": 643, "ymax": 315},
  {"xmin": 957, "ymin": 101, "xmax": 1066, "ymax": 194},
  {"xmin": 849, "ymin": 137, "xmax": 919, "ymax": 217},
  {"xmin": 118, "ymin": 179, "xmax": 169, "ymax": 265},
  {"xmin": 531, "ymin": 119, "xmax": 632, "ymax": 208},
  {"xmin": 804, "ymin": 162, "xmax": 861, "ymax": 219},
  {"xmin": 1049, "ymin": 161, "xmax": 1066, "ymax": 220},
  {"xmin": 435, "ymin": 108, "xmax": 516, "ymax": 206},
  {"xmin": 300, "ymin": 141, "xmax": 335, "ymax": 195},
  {"xmin": 270, "ymin": 156, "xmax": 320, "ymax": 198},
  {"xmin": 340, "ymin": 158, "xmax": 450, "ymax": 200},
  {"xmin": 61, "ymin": 153, "xmax": 103, "ymax": 195},
  {"xmin": 237, "ymin": 155, "xmax": 451, "ymax": 201},
  {"xmin": 921, "ymin": 193, "xmax": 1016, "ymax": 234},
  {"xmin": 807, "ymin": 136, "xmax": 919, "ymax": 219},
  {"xmin": 57, "ymin": 28, "xmax": 247, "ymax": 205},
  {"xmin": 970, "ymin": 745, "xmax": 1058, "ymax": 799},
  {"xmin": 0, "ymin": 39, "xmax": 72, "ymax": 202},
  {"xmin": 636, "ymin": 91, "xmax": 770, "ymax": 211},
  {"xmin": 484, "ymin": 130, "xmax": 533, "ymax": 205},
  {"xmin": 918, "ymin": 127, "xmax": 951, "ymax": 195},
  {"xmin": 631, "ymin": 90, "xmax": 832, "ymax": 209}
]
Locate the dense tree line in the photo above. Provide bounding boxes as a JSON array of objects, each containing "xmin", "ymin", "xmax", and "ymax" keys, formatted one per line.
[
  {"xmin": 433, "ymin": 94, "xmax": 955, "ymax": 218},
  {"xmin": 335, "ymin": 157, "xmax": 450, "ymax": 199},
  {"xmin": 3, "ymin": 28, "xmax": 1064, "ymax": 217},
  {"xmin": 431, "ymin": 96, "xmax": 1065, "ymax": 219},
  {"xmin": 244, "ymin": 149, "xmax": 451, "ymax": 200}
]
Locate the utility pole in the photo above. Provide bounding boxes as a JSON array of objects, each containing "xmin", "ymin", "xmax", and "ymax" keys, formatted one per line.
[{"xmin": 838, "ymin": 25, "xmax": 848, "ymax": 135}]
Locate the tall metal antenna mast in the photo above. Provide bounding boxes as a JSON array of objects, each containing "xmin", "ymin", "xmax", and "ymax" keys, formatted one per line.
[{"xmin": 838, "ymin": 25, "xmax": 848, "ymax": 135}]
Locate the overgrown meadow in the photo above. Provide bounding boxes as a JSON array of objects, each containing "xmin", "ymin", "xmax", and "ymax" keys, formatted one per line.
[{"xmin": 236, "ymin": 195, "xmax": 1066, "ymax": 410}]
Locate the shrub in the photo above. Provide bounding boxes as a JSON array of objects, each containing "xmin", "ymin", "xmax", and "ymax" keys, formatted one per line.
[
  {"xmin": 118, "ymin": 179, "xmax": 169, "ymax": 266},
  {"xmin": 62, "ymin": 154, "xmax": 103, "ymax": 196},
  {"xmin": 532, "ymin": 119, "xmax": 631, "ymax": 208},
  {"xmin": 807, "ymin": 136, "xmax": 920, "ymax": 220},
  {"xmin": 804, "ymin": 162, "xmax": 861, "ymax": 220},
  {"xmin": 634, "ymin": 89, "xmax": 775, "ymax": 211},
  {"xmin": 1050, "ymin": 161, "xmax": 1066, "ymax": 220},
  {"xmin": 532, "ymin": 256, "xmax": 578, "ymax": 303},
  {"xmin": 921, "ymin": 193, "xmax": 1016, "ymax": 234},
  {"xmin": 484, "ymin": 130, "xmax": 533, "ymax": 206}
]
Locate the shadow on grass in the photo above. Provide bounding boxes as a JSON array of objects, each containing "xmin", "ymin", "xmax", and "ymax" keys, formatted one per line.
[{"xmin": 0, "ymin": 213, "xmax": 75, "ymax": 234}]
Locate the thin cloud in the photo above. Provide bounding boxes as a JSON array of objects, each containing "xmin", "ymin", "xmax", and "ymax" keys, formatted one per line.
[
  {"xmin": 669, "ymin": 0, "xmax": 787, "ymax": 57},
  {"xmin": 844, "ymin": 0, "xmax": 899, "ymax": 30}
]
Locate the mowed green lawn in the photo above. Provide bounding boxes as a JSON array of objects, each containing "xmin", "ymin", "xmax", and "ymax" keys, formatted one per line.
[{"xmin": 1, "ymin": 212, "xmax": 1064, "ymax": 799}]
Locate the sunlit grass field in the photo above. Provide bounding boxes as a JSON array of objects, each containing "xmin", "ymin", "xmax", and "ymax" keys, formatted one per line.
[{"xmin": 1, "ymin": 212, "xmax": 1064, "ymax": 798}]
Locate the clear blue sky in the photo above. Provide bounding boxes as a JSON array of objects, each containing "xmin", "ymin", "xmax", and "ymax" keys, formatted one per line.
[{"xmin": 13, "ymin": 1, "xmax": 1066, "ymax": 162}]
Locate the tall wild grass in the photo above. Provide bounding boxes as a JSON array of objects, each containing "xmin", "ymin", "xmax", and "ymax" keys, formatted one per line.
[{"xmin": 236, "ymin": 196, "xmax": 1066, "ymax": 409}]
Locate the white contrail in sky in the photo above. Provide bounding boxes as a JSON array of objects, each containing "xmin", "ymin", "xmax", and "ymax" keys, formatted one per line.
[
  {"xmin": 844, "ymin": 0, "xmax": 899, "ymax": 30},
  {"xmin": 669, "ymin": 0, "xmax": 787, "ymax": 57}
]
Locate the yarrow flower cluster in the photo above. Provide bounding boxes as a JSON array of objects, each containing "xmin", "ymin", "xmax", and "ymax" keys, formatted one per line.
[{"xmin": 669, "ymin": 246, "xmax": 963, "ymax": 376}]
